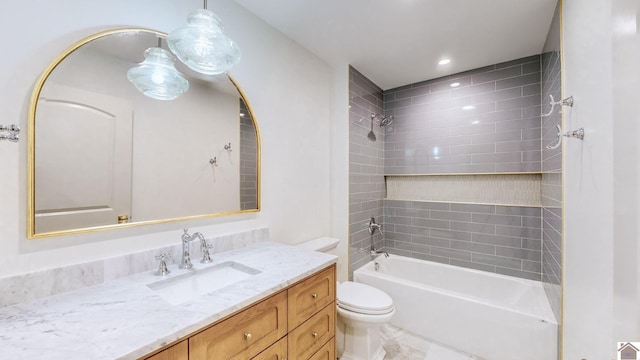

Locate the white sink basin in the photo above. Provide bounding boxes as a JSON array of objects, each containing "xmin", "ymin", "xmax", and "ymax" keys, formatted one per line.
[{"xmin": 147, "ymin": 261, "xmax": 261, "ymax": 305}]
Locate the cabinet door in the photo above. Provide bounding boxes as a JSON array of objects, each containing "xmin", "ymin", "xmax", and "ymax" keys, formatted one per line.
[
  {"xmin": 144, "ymin": 340, "xmax": 187, "ymax": 360},
  {"xmin": 190, "ymin": 291, "xmax": 288, "ymax": 360},
  {"xmin": 251, "ymin": 336, "xmax": 287, "ymax": 360},
  {"xmin": 288, "ymin": 265, "xmax": 335, "ymax": 329},
  {"xmin": 288, "ymin": 302, "xmax": 335, "ymax": 360},
  {"xmin": 308, "ymin": 338, "xmax": 335, "ymax": 360}
]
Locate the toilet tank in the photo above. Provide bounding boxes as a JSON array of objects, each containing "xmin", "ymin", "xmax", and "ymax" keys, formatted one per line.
[{"xmin": 296, "ymin": 237, "xmax": 340, "ymax": 255}]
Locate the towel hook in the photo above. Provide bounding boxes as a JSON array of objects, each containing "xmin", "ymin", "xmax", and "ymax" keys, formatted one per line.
[
  {"xmin": 546, "ymin": 124, "xmax": 585, "ymax": 149},
  {"xmin": 541, "ymin": 95, "xmax": 574, "ymax": 117}
]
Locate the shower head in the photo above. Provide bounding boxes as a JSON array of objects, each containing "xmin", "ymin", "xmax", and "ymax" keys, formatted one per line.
[{"xmin": 379, "ymin": 115, "xmax": 394, "ymax": 127}]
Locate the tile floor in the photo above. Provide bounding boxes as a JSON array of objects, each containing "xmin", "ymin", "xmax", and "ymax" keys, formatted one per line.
[{"xmin": 380, "ymin": 325, "xmax": 483, "ymax": 360}]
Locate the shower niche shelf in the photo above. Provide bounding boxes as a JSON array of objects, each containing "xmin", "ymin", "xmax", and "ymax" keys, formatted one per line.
[{"xmin": 385, "ymin": 173, "xmax": 543, "ymax": 207}]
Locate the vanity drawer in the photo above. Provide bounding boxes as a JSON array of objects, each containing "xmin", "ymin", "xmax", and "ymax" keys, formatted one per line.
[
  {"xmin": 144, "ymin": 340, "xmax": 188, "ymax": 360},
  {"xmin": 189, "ymin": 291, "xmax": 288, "ymax": 360},
  {"xmin": 251, "ymin": 335, "xmax": 287, "ymax": 360},
  {"xmin": 288, "ymin": 265, "xmax": 335, "ymax": 329},
  {"xmin": 308, "ymin": 337, "xmax": 335, "ymax": 360},
  {"xmin": 288, "ymin": 302, "xmax": 335, "ymax": 360}
]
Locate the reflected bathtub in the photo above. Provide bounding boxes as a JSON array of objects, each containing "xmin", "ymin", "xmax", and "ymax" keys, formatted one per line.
[{"xmin": 353, "ymin": 255, "xmax": 557, "ymax": 360}]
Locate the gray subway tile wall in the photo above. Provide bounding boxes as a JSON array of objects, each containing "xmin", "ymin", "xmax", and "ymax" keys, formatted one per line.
[
  {"xmin": 384, "ymin": 200, "xmax": 542, "ymax": 280},
  {"xmin": 383, "ymin": 55, "xmax": 541, "ymax": 175},
  {"xmin": 240, "ymin": 100, "xmax": 258, "ymax": 210},
  {"xmin": 349, "ymin": 66, "xmax": 385, "ymax": 278},
  {"xmin": 349, "ymin": 56, "xmax": 552, "ymax": 282}
]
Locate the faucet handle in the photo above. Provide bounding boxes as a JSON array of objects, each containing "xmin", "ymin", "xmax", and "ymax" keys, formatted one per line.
[
  {"xmin": 200, "ymin": 240, "xmax": 213, "ymax": 264},
  {"xmin": 155, "ymin": 253, "xmax": 170, "ymax": 261},
  {"xmin": 154, "ymin": 253, "xmax": 171, "ymax": 276}
]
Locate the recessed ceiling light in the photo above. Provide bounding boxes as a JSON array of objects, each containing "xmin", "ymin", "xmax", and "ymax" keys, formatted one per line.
[
  {"xmin": 463, "ymin": 105, "xmax": 475, "ymax": 110},
  {"xmin": 438, "ymin": 59, "xmax": 451, "ymax": 65},
  {"xmin": 450, "ymin": 82, "xmax": 460, "ymax": 87},
  {"xmin": 471, "ymin": 120, "xmax": 480, "ymax": 125}
]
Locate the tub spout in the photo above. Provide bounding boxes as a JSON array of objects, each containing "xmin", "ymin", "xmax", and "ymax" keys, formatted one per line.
[{"xmin": 370, "ymin": 249, "xmax": 389, "ymax": 258}]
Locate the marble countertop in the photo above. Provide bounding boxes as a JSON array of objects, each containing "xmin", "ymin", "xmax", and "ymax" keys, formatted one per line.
[{"xmin": 0, "ymin": 241, "xmax": 337, "ymax": 359}]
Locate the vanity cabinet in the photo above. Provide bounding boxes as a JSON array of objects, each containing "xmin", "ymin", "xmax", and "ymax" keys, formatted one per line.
[
  {"xmin": 190, "ymin": 291, "xmax": 288, "ymax": 359},
  {"xmin": 251, "ymin": 336, "xmax": 288, "ymax": 360},
  {"xmin": 142, "ymin": 264, "xmax": 335, "ymax": 360},
  {"xmin": 145, "ymin": 340, "xmax": 188, "ymax": 360}
]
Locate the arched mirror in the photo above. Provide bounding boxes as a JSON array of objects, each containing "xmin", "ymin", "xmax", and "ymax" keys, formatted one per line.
[{"xmin": 27, "ymin": 28, "xmax": 260, "ymax": 239}]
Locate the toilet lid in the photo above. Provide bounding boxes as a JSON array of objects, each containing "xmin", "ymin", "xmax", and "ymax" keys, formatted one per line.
[{"xmin": 337, "ymin": 281, "xmax": 394, "ymax": 315}]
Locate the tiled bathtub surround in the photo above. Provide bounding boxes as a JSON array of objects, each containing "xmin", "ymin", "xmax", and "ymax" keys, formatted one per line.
[
  {"xmin": 384, "ymin": 200, "xmax": 542, "ymax": 280},
  {"xmin": 349, "ymin": 66, "xmax": 385, "ymax": 276},
  {"xmin": 386, "ymin": 174, "xmax": 542, "ymax": 206},
  {"xmin": 540, "ymin": 3, "xmax": 563, "ymax": 323},
  {"xmin": 384, "ymin": 55, "xmax": 541, "ymax": 175},
  {"xmin": 0, "ymin": 226, "xmax": 269, "ymax": 307}
]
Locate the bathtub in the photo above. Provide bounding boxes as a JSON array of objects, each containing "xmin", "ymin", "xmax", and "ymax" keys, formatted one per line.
[{"xmin": 353, "ymin": 255, "xmax": 557, "ymax": 360}]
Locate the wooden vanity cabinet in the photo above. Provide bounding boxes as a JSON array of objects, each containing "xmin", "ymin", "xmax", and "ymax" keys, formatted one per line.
[
  {"xmin": 145, "ymin": 340, "xmax": 188, "ymax": 360},
  {"xmin": 308, "ymin": 339, "xmax": 335, "ymax": 360},
  {"xmin": 189, "ymin": 291, "xmax": 288, "ymax": 359},
  {"xmin": 287, "ymin": 266, "xmax": 335, "ymax": 329},
  {"xmin": 251, "ymin": 336, "xmax": 288, "ymax": 360},
  {"xmin": 142, "ymin": 264, "xmax": 335, "ymax": 360}
]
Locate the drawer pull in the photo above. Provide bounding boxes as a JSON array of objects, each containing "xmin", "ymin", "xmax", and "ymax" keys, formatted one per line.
[
  {"xmin": 312, "ymin": 332, "xmax": 318, "ymax": 338},
  {"xmin": 311, "ymin": 293, "xmax": 318, "ymax": 299},
  {"xmin": 244, "ymin": 332, "xmax": 252, "ymax": 341}
]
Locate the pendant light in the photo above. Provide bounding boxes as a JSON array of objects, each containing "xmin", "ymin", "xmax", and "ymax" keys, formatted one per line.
[
  {"xmin": 127, "ymin": 38, "xmax": 189, "ymax": 101},
  {"xmin": 167, "ymin": 0, "xmax": 241, "ymax": 75}
]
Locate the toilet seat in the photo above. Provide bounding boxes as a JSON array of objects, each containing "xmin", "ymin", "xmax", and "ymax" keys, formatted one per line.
[{"xmin": 337, "ymin": 281, "xmax": 394, "ymax": 315}]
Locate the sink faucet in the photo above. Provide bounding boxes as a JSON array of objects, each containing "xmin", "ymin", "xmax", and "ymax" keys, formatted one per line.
[{"xmin": 180, "ymin": 229, "xmax": 209, "ymax": 269}]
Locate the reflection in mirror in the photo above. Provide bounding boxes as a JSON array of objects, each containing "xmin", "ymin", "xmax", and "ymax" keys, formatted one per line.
[{"xmin": 28, "ymin": 28, "xmax": 260, "ymax": 238}]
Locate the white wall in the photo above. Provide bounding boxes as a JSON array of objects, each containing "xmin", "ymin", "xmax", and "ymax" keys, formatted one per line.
[
  {"xmin": 611, "ymin": 0, "xmax": 640, "ymax": 346},
  {"xmin": 0, "ymin": 0, "xmax": 336, "ymax": 278},
  {"xmin": 330, "ymin": 64, "xmax": 350, "ymax": 282},
  {"xmin": 562, "ymin": 0, "xmax": 640, "ymax": 358}
]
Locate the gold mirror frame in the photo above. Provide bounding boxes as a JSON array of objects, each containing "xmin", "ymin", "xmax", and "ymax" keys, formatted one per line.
[{"xmin": 27, "ymin": 28, "xmax": 261, "ymax": 239}]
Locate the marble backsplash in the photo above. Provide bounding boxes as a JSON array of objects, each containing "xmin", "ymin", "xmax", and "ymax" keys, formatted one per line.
[{"xmin": 0, "ymin": 227, "xmax": 269, "ymax": 307}]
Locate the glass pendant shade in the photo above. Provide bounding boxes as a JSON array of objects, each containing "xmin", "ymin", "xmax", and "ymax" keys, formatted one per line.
[
  {"xmin": 127, "ymin": 47, "xmax": 189, "ymax": 100},
  {"xmin": 167, "ymin": 9, "xmax": 241, "ymax": 75}
]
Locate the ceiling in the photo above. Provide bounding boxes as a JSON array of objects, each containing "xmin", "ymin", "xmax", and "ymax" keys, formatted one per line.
[{"xmin": 234, "ymin": 0, "xmax": 558, "ymax": 90}]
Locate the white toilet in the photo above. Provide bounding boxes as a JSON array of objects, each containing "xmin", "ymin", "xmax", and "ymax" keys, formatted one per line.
[{"xmin": 297, "ymin": 237, "xmax": 395, "ymax": 360}]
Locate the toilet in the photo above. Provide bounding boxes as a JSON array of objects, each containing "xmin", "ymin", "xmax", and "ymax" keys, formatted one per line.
[{"xmin": 296, "ymin": 237, "xmax": 395, "ymax": 360}]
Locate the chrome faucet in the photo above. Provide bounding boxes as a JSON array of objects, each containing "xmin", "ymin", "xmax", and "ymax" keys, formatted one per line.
[
  {"xmin": 370, "ymin": 248, "xmax": 389, "ymax": 258},
  {"xmin": 368, "ymin": 217, "xmax": 383, "ymax": 236},
  {"xmin": 180, "ymin": 229, "xmax": 211, "ymax": 269},
  {"xmin": 367, "ymin": 217, "xmax": 389, "ymax": 258}
]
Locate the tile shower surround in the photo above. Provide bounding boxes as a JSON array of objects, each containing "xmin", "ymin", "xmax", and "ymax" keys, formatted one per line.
[
  {"xmin": 349, "ymin": 66, "xmax": 385, "ymax": 277},
  {"xmin": 384, "ymin": 200, "xmax": 542, "ymax": 280},
  {"xmin": 383, "ymin": 55, "xmax": 542, "ymax": 175},
  {"xmin": 349, "ymin": 56, "xmax": 548, "ymax": 281}
]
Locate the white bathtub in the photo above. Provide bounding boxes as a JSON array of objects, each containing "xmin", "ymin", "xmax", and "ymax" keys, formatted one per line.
[{"xmin": 353, "ymin": 255, "xmax": 557, "ymax": 360}]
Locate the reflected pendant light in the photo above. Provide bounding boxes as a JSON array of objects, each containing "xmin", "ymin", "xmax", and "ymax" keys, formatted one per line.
[
  {"xmin": 167, "ymin": 1, "xmax": 241, "ymax": 75},
  {"xmin": 127, "ymin": 39, "xmax": 189, "ymax": 101}
]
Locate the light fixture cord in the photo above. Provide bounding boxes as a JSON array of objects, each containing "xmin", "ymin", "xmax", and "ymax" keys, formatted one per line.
[{"xmin": 204, "ymin": 0, "xmax": 207, "ymax": 9}]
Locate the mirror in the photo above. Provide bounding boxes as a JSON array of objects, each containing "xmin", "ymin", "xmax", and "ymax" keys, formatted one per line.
[{"xmin": 27, "ymin": 28, "xmax": 260, "ymax": 239}]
